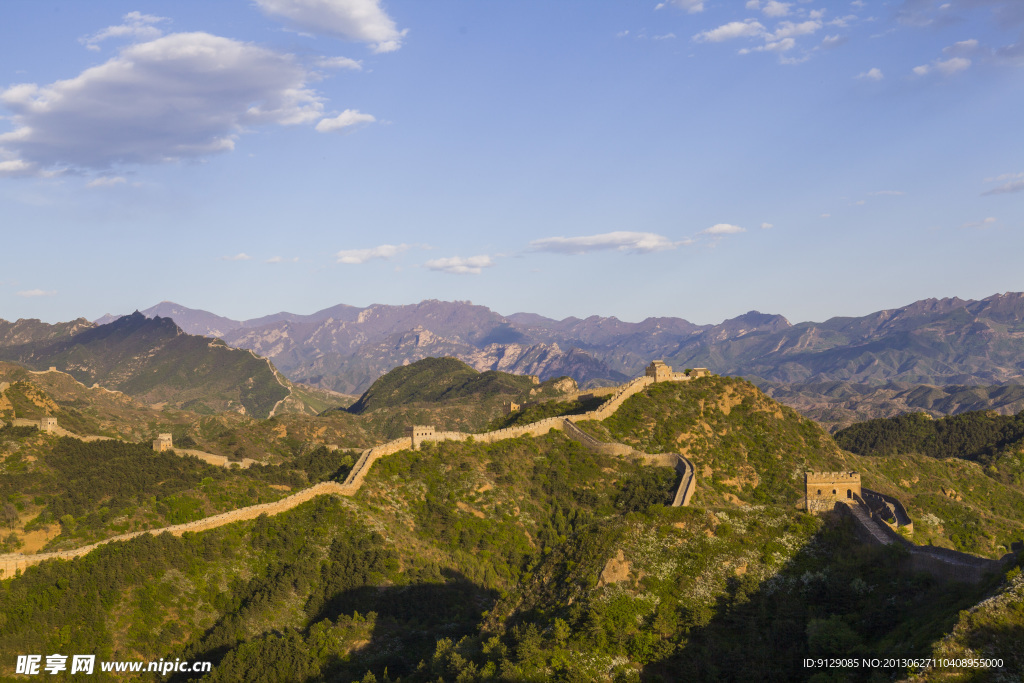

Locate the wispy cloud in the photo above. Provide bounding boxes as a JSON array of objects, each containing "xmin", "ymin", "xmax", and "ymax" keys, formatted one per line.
[
  {"xmin": 914, "ymin": 53, "xmax": 972, "ymax": 77},
  {"xmin": 699, "ymin": 223, "xmax": 746, "ymax": 235},
  {"xmin": 869, "ymin": 190, "xmax": 905, "ymax": 196},
  {"xmin": 960, "ymin": 217, "xmax": 997, "ymax": 229},
  {"xmin": 86, "ymin": 176, "xmax": 127, "ymax": 188},
  {"xmin": 658, "ymin": 0, "xmax": 705, "ymax": 14},
  {"xmin": 336, "ymin": 243, "xmax": 409, "ymax": 264},
  {"xmin": 80, "ymin": 11, "xmax": 168, "ymax": 51},
  {"xmin": 529, "ymin": 231, "xmax": 681, "ymax": 254},
  {"xmin": 266, "ymin": 256, "xmax": 300, "ymax": 263},
  {"xmin": 424, "ymin": 255, "xmax": 494, "ymax": 275},
  {"xmin": 760, "ymin": 222, "xmax": 774, "ymax": 229},
  {"xmin": 856, "ymin": 67, "xmax": 884, "ymax": 80},
  {"xmin": 982, "ymin": 172, "xmax": 1024, "ymax": 196},
  {"xmin": 18, "ymin": 289, "xmax": 57, "ymax": 297},
  {"xmin": 315, "ymin": 109, "xmax": 375, "ymax": 133},
  {"xmin": 694, "ymin": 20, "xmax": 766, "ymax": 43},
  {"xmin": 221, "ymin": 253, "xmax": 252, "ymax": 261},
  {"xmin": 315, "ymin": 56, "xmax": 363, "ymax": 70}
]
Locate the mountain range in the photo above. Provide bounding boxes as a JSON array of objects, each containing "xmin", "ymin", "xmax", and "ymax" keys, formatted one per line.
[{"xmin": 96, "ymin": 293, "xmax": 1024, "ymax": 396}]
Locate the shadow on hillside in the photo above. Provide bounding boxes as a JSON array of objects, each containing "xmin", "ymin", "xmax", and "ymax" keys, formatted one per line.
[
  {"xmin": 165, "ymin": 569, "xmax": 497, "ymax": 682},
  {"xmin": 641, "ymin": 514, "xmax": 1001, "ymax": 683},
  {"xmin": 311, "ymin": 568, "xmax": 499, "ymax": 681}
]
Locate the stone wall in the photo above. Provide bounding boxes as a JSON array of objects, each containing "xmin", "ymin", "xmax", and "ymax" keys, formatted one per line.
[
  {"xmin": 0, "ymin": 363, "xmax": 701, "ymax": 576},
  {"xmin": 862, "ymin": 487, "xmax": 913, "ymax": 532},
  {"xmin": 561, "ymin": 419, "xmax": 695, "ymax": 507},
  {"xmin": 0, "ymin": 481, "xmax": 347, "ymax": 579}
]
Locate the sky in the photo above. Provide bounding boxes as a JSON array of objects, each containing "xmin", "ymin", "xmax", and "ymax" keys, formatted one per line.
[{"xmin": 1, "ymin": 0, "xmax": 1022, "ymax": 326}]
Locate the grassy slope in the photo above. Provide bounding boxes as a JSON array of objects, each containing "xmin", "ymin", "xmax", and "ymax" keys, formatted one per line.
[
  {"xmin": 0, "ymin": 431, "xmax": 353, "ymax": 553},
  {"xmin": 347, "ymin": 357, "xmax": 536, "ymax": 415}
]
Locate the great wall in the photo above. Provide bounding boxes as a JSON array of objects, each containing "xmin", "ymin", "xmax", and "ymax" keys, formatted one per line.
[
  {"xmin": 0, "ymin": 362, "xmax": 1016, "ymax": 584},
  {"xmin": 0, "ymin": 362, "xmax": 701, "ymax": 578},
  {"xmin": 803, "ymin": 471, "xmax": 1016, "ymax": 583}
]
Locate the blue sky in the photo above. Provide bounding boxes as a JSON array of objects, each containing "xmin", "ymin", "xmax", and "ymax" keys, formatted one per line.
[{"xmin": 1, "ymin": 0, "xmax": 1022, "ymax": 325}]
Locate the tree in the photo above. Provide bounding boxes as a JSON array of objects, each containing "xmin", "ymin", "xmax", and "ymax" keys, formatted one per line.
[{"xmin": 1, "ymin": 503, "xmax": 18, "ymax": 531}]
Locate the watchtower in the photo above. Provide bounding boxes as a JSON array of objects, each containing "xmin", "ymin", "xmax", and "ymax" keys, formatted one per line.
[
  {"xmin": 153, "ymin": 433, "xmax": 173, "ymax": 452},
  {"xmin": 805, "ymin": 471, "xmax": 861, "ymax": 513},
  {"xmin": 406, "ymin": 425, "xmax": 435, "ymax": 449},
  {"xmin": 502, "ymin": 401, "xmax": 521, "ymax": 415},
  {"xmin": 645, "ymin": 360, "xmax": 674, "ymax": 382},
  {"xmin": 39, "ymin": 416, "xmax": 58, "ymax": 433}
]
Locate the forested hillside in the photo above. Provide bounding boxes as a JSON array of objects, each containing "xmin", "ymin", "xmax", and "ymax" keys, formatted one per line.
[{"xmin": 1, "ymin": 371, "xmax": 1020, "ymax": 681}]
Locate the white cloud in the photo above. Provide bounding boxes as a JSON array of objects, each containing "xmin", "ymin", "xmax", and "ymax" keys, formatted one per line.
[
  {"xmin": 266, "ymin": 256, "xmax": 300, "ymax": 263},
  {"xmin": 765, "ymin": 38, "xmax": 796, "ymax": 52},
  {"xmin": 770, "ymin": 20, "xmax": 822, "ymax": 41},
  {"xmin": 221, "ymin": 253, "xmax": 252, "ymax": 261},
  {"xmin": 694, "ymin": 20, "xmax": 766, "ymax": 42},
  {"xmin": 856, "ymin": 67, "xmax": 884, "ymax": 80},
  {"xmin": 17, "ymin": 289, "xmax": 57, "ymax": 297},
  {"xmin": 761, "ymin": 222, "xmax": 774, "ymax": 229},
  {"xmin": 336, "ymin": 243, "xmax": 409, "ymax": 263},
  {"xmin": 315, "ymin": 56, "xmax": 363, "ymax": 70},
  {"xmin": 828, "ymin": 15, "xmax": 858, "ymax": 28},
  {"xmin": 762, "ymin": 1, "xmax": 792, "ymax": 18},
  {"xmin": 80, "ymin": 12, "xmax": 167, "ymax": 51},
  {"xmin": 0, "ymin": 159, "xmax": 34, "ymax": 177},
  {"xmin": 316, "ymin": 109, "xmax": 375, "ymax": 133},
  {"xmin": 653, "ymin": 33, "xmax": 677, "ymax": 40},
  {"xmin": 821, "ymin": 34, "xmax": 846, "ymax": 48},
  {"xmin": 820, "ymin": 213, "xmax": 831, "ymax": 218},
  {"xmin": 0, "ymin": 33, "xmax": 324, "ymax": 174},
  {"xmin": 86, "ymin": 176, "xmax": 126, "ymax": 188},
  {"xmin": 935, "ymin": 56, "xmax": 971, "ymax": 75},
  {"xmin": 700, "ymin": 223, "xmax": 745, "ymax": 235},
  {"xmin": 960, "ymin": 217, "xmax": 996, "ymax": 228},
  {"xmin": 943, "ymin": 39, "xmax": 979, "ymax": 56},
  {"xmin": 529, "ymin": 231, "xmax": 680, "ymax": 254},
  {"xmin": 913, "ymin": 64, "xmax": 931, "ymax": 76},
  {"xmin": 425, "ymin": 255, "xmax": 493, "ymax": 275},
  {"xmin": 254, "ymin": 0, "xmax": 408, "ymax": 53},
  {"xmin": 746, "ymin": 0, "xmax": 761, "ymax": 8},
  {"xmin": 666, "ymin": 0, "xmax": 705, "ymax": 13}
]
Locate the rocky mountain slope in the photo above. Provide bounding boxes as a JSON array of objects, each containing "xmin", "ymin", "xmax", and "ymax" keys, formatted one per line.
[{"xmin": 108, "ymin": 293, "xmax": 1024, "ymax": 403}]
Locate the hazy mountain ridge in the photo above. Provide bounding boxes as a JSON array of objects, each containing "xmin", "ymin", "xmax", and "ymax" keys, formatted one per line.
[
  {"xmin": 92, "ymin": 291, "xmax": 1024, "ymax": 401},
  {"xmin": 760, "ymin": 380, "xmax": 1024, "ymax": 432}
]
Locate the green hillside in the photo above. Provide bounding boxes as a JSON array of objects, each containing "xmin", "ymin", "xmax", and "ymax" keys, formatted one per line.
[
  {"xmin": 580, "ymin": 376, "xmax": 849, "ymax": 506},
  {"xmin": 1, "ymin": 369, "xmax": 1022, "ymax": 681},
  {"xmin": 347, "ymin": 357, "xmax": 538, "ymax": 414},
  {"xmin": 834, "ymin": 409, "xmax": 1024, "ymax": 463},
  {"xmin": 0, "ymin": 313, "xmax": 289, "ymax": 418}
]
